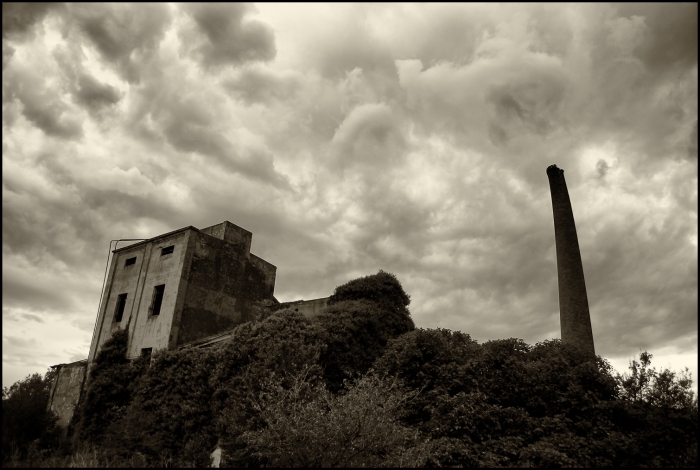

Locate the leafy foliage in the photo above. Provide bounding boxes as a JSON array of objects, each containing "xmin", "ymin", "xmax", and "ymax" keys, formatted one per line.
[
  {"xmin": 2, "ymin": 369, "xmax": 59, "ymax": 462},
  {"xmin": 5, "ymin": 271, "xmax": 697, "ymax": 467},
  {"xmin": 316, "ymin": 271, "xmax": 415, "ymax": 390},
  {"xmin": 617, "ymin": 351, "xmax": 697, "ymax": 410},
  {"xmin": 240, "ymin": 368, "xmax": 430, "ymax": 467},
  {"xmin": 328, "ymin": 270, "xmax": 411, "ymax": 313},
  {"xmin": 71, "ymin": 327, "xmax": 147, "ymax": 449},
  {"xmin": 122, "ymin": 348, "xmax": 220, "ymax": 466},
  {"xmin": 211, "ymin": 310, "xmax": 328, "ymax": 466}
]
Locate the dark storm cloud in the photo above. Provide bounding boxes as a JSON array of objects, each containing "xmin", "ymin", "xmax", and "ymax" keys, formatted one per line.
[
  {"xmin": 3, "ymin": 63, "xmax": 83, "ymax": 139},
  {"xmin": 571, "ymin": 5, "xmax": 698, "ymax": 174},
  {"xmin": 2, "ymin": 2, "xmax": 58, "ymax": 40},
  {"xmin": 51, "ymin": 45, "xmax": 122, "ymax": 115},
  {"xmin": 2, "ymin": 3, "xmax": 696, "ymax": 389},
  {"xmin": 688, "ymin": 121, "xmax": 698, "ymax": 160},
  {"xmin": 181, "ymin": 3, "xmax": 275, "ymax": 69},
  {"xmin": 2, "ymin": 144, "xmax": 188, "ymax": 282},
  {"xmin": 223, "ymin": 66, "xmax": 302, "ymax": 105},
  {"xmin": 68, "ymin": 3, "xmax": 172, "ymax": 83},
  {"xmin": 582, "ymin": 202, "xmax": 698, "ymax": 356},
  {"xmin": 330, "ymin": 103, "xmax": 407, "ymax": 171},
  {"xmin": 487, "ymin": 75, "xmax": 568, "ymax": 137},
  {"xmin": 151, "ymin": 91, "xmax": 289, "ymax": 188},
  {"xmin": 2, "ymin": 268, "xmax": 80, "ymax": 313},
  {"xmin": 614, "ymin": 2, "xmax": 698, "ymax": 73},
  {"xmin": 74, "ymin": 73, "xmax": 121, "ymax": 112}
]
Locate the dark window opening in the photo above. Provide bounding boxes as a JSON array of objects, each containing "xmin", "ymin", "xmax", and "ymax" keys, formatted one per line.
[
  {"xmin": 114, "ymin": 293, "xmax": 127, "ymax": 322},
  {"xmin": 125, "ymin": 257, "xmax": 136, "ymax": 266},
  {"xmin": 150, "ymin": 285, "xmax": 165, "ymax": 316},
  {"xmin": 141, "ymin": 348, "xmax": 153, "ymax": 361},
  {"xmin": 161, "ymin": 245, "xmax": 174, "ymax": 256}
]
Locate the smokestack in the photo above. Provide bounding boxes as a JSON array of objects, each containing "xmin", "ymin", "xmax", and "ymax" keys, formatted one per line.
[{"xmin": 546, "ymin": 164, "xmax": 595, "ymax": 356}]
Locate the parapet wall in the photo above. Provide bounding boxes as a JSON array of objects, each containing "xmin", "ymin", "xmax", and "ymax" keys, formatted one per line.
[{"xmin": 273, "ymin": 297, "xmax": 330, "ymax": 319}]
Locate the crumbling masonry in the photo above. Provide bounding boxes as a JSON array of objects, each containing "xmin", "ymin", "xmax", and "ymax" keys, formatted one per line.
[{"xmin": 48, "ymin": 221, "xmax": 329, "ymax": 427}]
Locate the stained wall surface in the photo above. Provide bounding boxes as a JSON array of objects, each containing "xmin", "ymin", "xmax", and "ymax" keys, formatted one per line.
[
  {"xmin": 126, "ymin": 230, "xmax": 192, "ymax": 358},
  {"xmin": 59, "ymin": 221, "xmax": 281, "ymax": 428},
  {"xmin": 47, "ymin": 360, "xmax": 87, "ymax": 427},
  {"xmin": 88, "ymin": 243, "xmax": 149, "ymax": 362},
  {"xmin": 176, "ymin": 231, "xmax": 277, "ymax": 346},
  {"xmin": 274, "ymin": 297, "xmax": 330, "ymax": 319}
]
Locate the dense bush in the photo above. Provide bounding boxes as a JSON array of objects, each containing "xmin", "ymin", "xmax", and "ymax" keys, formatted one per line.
[
  {"xmin": 211, "ymin": 310, "xmax": 328, "ymax": 466},
  {"xmin": 316, "ymin": 271, "xmax": 415, "ymax": 390},
  {"xmin": 328, "ymin": 270, "xmax": 412, "ymax": 313},
  {"xmin": 240, "ymin": 368, "xmax": 430, "ymax": 467},
  {"xmin": 4, "ymin": 271, "xmax": 697, "ymax": 467},
  {"xmin": 2, "ymin": 369, "xmax": 59, "ymax": 462},
  {"xmin": 71, "ymin": 327, "xmax": 148, "ymax": 449},
  {"xmin": 123, "ymin": 347, "xmax": 220, "ymax": 466}
]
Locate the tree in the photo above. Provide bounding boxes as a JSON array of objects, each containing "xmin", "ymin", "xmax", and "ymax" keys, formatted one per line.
[
  {"xmin": 616, "ymin": 351, "xmax": 697, "ymax": 411},
  {"xmin": 71, "ymin": 327, "xmax": 147, "ymax": 449},
  {"xmin": 610, "ymin": 351, "xmax": 698, "ymax": 467},
  {"xmin": 374, "ymin": 328, "xmax": 480, "ymax": 426},
  {"xmin": 316, "ymin": 271, "xmax": 416, "ymax": 391},
  {"xmin": 328, "ymin": 270, "xmax": 411, "ymax": 313},
  {"xmin": 211, "ymin": 310, "xmax": 328, "ymax": 466},
  {"xmin": 240, "ymin": 368, "xmax": 430, "ymax": 467},
  {"xmin": 123, "ymin": 348, "xmax": 220, "ymax": 466},
  {"xmin": 2, "ymin": 369, "xmax": 59, "ymax": 461}
]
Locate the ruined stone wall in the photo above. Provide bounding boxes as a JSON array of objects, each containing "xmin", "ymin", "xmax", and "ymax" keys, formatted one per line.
[
  {"xmin": 176, "ymin": 231, "xmax": 276, "ymax": 346},
  {"xmin": 273, "ymin": 297, "xmax": 330, "ymax": 319},
  {"xmin": 200, "ymin": 221, "xmax": 252, "ymax": 255},
  {"xmin": 47, "ymin": 360, "xmax": 87, "ymax": 427},
  {"xmin": 250, "ymin": 253, "xmax": 276, "ymax": 297},
  {"xmin": 546, "ymin": 165, "xmax": 595, "ymax": 356}
]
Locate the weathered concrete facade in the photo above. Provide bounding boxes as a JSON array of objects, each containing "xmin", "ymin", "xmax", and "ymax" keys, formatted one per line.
[
  {"xmin": 88, "ymin": 221, "xmax": 277, "ymax": 361},
  {"xmin": 47, "ymin": 359, "xmax": 88, "ymax": 427},
  {"xmin": 546, "ymin": 165, "xmax": 595, "ymax": 356},
  {"xmin": 273, "ymin": 297, "xmax": 330, "ymax": 319},
  {"xmin": 49, "ymin": 220, "xmax": 333, "ymax": 427}
]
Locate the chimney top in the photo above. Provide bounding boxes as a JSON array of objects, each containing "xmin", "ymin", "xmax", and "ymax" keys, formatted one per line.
[{"xmin": 546, "ymin": 164, "xmax": 564, "ymax": 177}]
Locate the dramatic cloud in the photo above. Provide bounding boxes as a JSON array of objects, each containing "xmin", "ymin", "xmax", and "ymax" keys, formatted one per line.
[
  {"xmin": 3, "ymin": 3, "xmax": 697, "ymax": 393},
  {"xmin": 180, "ymin": 3, "xmax": 276, "ymax": 69}
]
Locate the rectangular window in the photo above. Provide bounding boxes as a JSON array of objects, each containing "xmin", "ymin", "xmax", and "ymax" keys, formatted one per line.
[
  {"xmin": 161, "ymin": 245, "xmax": 174, "ymax": 256},
  {"xmin": 114, "ymin": 293, "xmax": 127, "ymax": 322},
  {"xmin": 150, "ymin": 285, "xmax": 165, "ymax": 316},
  {"xmin": 125, "ymin": 257, "xmax": 136, "ymax": 266},
  {"xmin": 141, "ymin": 348, "xmax": 153, "ymax": 362}
]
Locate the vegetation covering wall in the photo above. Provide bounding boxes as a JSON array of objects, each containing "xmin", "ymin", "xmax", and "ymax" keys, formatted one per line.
[{"xmin": 3, "ymin": 270, "xmax": 698, "ymax": 467}]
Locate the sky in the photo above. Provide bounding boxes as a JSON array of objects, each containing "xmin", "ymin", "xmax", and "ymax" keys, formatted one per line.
[{"xmin": 2, "ymin": 3, "xmax": 697, "ymax": 394}]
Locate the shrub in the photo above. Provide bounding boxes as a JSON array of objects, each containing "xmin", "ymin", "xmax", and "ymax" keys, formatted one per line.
[
  {"xmin": 123, "ymin": 348, "xmax": 220, "ymax": 466},
  {"xmin": 374, "ymin": 328, "xmax": 480, "ymax": 425},
  {"xmin": 328, "ymin": 270, "xmax": 411, "ymax": 313},
  {"xmin": 211, "ymin": 310, "xmax": 328, "ymax": 466},
  {"xmin": 2, "ymin": 369, "xmax": 59, "ymax": 462},
  {"xmin": 239, "ymin": 368, "xmax": 430, "ymax": 467},
  {"xmin": 71, "ymin": 327, "xmax": 147, "ymax": 449},
  {"xmin": 316, "ymin": 271, "xmax": 416, "ymax": 391}
]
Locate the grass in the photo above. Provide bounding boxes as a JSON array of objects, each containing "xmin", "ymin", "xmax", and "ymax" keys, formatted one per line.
[{"xmin": 2, "ymin": 445, "xmax": 196, "ymax": 468}]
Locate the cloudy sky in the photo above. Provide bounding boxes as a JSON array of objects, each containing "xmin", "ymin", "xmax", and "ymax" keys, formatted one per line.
[{"xmin": 2, "ymin": 3, "xmax": 697, "ymax": 392}]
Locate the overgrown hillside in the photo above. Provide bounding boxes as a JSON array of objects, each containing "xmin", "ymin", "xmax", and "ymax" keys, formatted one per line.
[{"xmin": 3, "ymin": 271, "xmax": 698, "ymax": 467}]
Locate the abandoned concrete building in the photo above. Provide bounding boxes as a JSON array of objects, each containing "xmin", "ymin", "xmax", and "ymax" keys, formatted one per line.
[{"xmin": 48, "ymin": 221, "xmax": 329, "ymax": 427}]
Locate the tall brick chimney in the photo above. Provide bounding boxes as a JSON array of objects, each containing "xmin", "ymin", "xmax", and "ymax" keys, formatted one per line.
[{"xmin": 546, "ymin": 164, "xmax": 595, "ymax": 356}]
